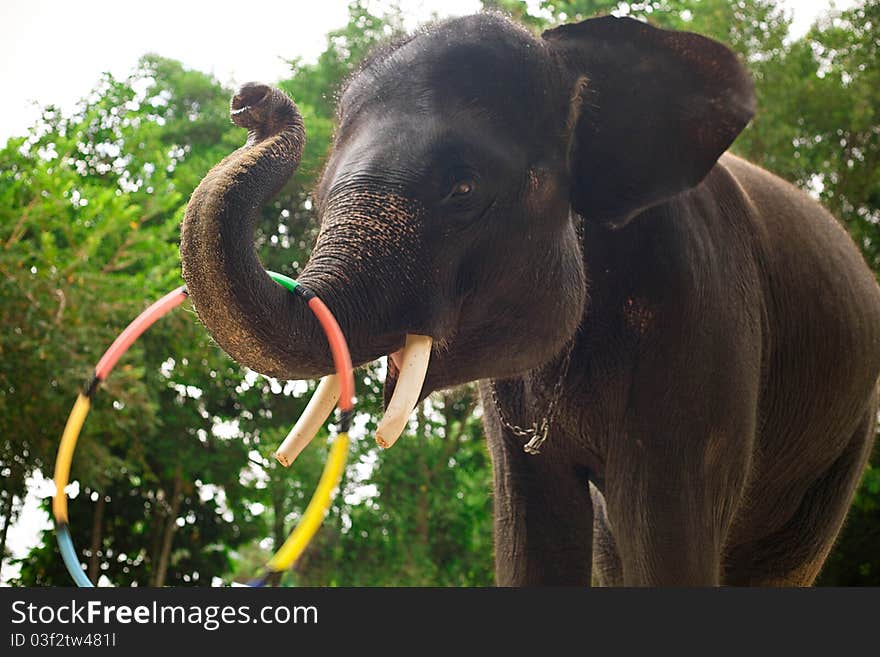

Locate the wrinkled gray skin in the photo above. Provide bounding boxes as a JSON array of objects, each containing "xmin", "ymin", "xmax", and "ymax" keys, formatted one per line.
[{"xmin": 180, "ymin": 14, "xmax": 880, "ymax": 585}]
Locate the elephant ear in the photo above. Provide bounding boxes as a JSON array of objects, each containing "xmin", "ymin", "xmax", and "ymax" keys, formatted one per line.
[{"xmin": 543, "ymin": 16, "xmax": 755, "ymax": 227}]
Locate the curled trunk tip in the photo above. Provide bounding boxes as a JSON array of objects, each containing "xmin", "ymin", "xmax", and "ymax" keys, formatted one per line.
[
  {"xmin": 230, "ymin": 82, "xmax": 304, "ymax": 145},
  {"xmin": 180, "ymin": 83, "xmax": 321, "ymax": 379}
]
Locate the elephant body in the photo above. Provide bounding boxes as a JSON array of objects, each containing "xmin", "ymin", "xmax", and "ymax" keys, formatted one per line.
[
  {"xmin": 180, "ymin": 13, "xmax": 880, "ymax": 586},
  {"xmin": 484, "ymin": 152, "xmax": 880, "ymax": 585}
]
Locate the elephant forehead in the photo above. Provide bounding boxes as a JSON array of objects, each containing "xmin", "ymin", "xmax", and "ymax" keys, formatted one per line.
[
  {"xmin": 339, "ymin": 15, "xmax": 551, "ymax": 125},
  {"xmin": 332, "ymin": 111, "xmax": 518, "ymax": 171}
]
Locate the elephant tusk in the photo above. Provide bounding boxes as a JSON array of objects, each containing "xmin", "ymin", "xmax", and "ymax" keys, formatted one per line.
[
  {"xmin": 274, "ymin": 375, "xmax": 341, "ymax": 467},
  {"xmin": 376, "ymin": 334, "xmax": 433, "ymax": 449}
]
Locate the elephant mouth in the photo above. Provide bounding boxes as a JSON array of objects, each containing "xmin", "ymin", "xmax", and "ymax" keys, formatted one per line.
[
  {"xmin": 274, "ymin": 333, "xmax": 434, "ymax": 466},
  {"xmin": 384, "ymin": 347, "xmax": 403, "ymax": 406}
]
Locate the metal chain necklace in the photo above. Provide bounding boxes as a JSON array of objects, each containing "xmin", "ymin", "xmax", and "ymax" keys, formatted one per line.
[
  {"xmin": 490, "ymin": 212, "xmax": 583, "ymax": 455},
  {"xmin": 488, "ymin": 338, "xmax": 575, "ymax": 455}
]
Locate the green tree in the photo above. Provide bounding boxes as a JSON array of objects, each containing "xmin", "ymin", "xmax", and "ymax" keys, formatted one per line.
[{"xmin": 1, "ymin": 56, "xmax": 263, "ymax": 585}]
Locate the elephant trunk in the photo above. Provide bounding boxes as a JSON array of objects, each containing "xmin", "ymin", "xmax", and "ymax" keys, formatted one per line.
[
  {"xmin": 181, "ymin": 84, "xmax": 437, "ymax": 450},
  {"xmin": 181, "ymin": 83, "xmax": 335, "ymax": 380}
]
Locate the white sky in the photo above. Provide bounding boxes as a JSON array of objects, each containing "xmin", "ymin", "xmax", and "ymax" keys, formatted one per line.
[
  {"xmin": 0, "ymin": 0, "xmax": 482, "ymax": 144},
  {"xmin": 0, "ymin": 0, "xmax": 858, "ymax": 584},
  {"xmin": 0, "ymin": 0, "xmax": 856, "ymax": 145}
]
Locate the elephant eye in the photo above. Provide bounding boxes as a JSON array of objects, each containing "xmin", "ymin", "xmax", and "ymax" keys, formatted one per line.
[{"xmin": 450, "ymin": 180, "xmax": 474, "ymax": 197}]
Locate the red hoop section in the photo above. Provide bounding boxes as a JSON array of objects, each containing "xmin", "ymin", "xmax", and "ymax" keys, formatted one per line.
[{"xmin": 307, "ymin": 296, "xmax": 355, "ymax": 412}]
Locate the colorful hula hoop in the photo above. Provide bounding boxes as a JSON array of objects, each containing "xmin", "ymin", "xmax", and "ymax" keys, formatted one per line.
[{"xmin": 52, "ymin": 272, "xmax": 355, "ymax": 587}]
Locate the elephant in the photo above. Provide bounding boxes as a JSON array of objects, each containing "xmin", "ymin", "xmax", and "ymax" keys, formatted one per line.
[{"xmin": 180, "ymin": 13, "xmax": 880, "ymax": 586}]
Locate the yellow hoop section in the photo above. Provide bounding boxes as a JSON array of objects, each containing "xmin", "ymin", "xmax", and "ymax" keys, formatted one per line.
[{"xmin": 267, "ymin": 431, "xmax": 350, "ymax": 571}]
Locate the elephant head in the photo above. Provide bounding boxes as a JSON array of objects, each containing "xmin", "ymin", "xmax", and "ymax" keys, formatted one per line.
[{"xmin": 180, "ymin": 14, "xmax": 753, "ymax": 447}]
